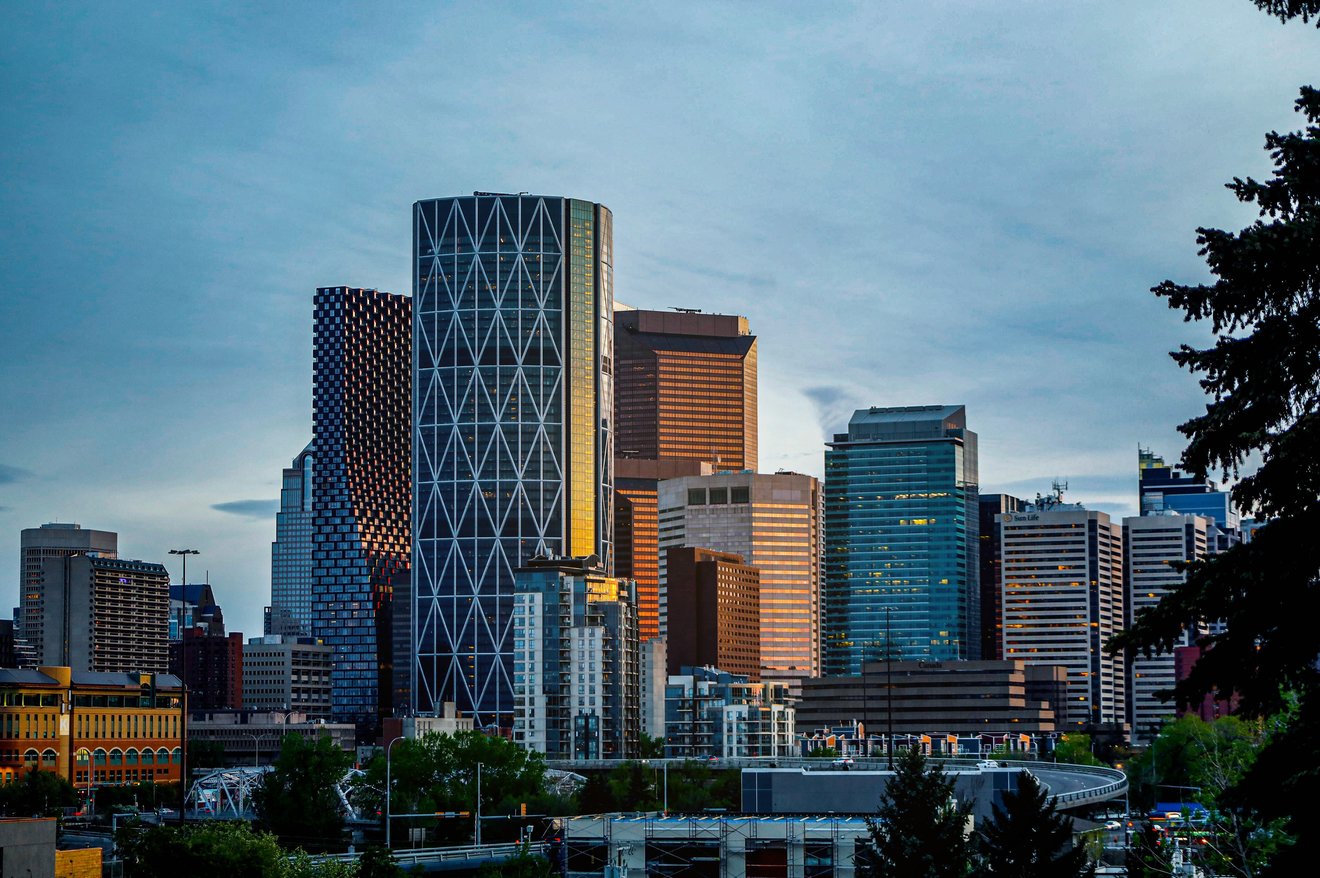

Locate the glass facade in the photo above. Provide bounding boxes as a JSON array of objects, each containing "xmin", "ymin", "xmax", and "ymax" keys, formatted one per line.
[
  {"xmin": 823, "ymin": 405, "xmax": 979, "ymax": 674},
  {"xmin": 310, "ymin": 286, "xmax": 412, "ymax": 730},
  {"xmin": 413, "ymin": 194, "xmax": 613, "ymax": 724},
  {"xmin": 269, "ymin": 443, "xmax": 314, "ymax": 637}
]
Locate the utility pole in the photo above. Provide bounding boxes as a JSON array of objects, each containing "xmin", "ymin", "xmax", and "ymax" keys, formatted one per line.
[
  {"xmin": 474, "ymin": 762, "xmax": 482, "ymax": 846},
  {"xmin": 169, "ymin": 548, "xmax": 199, "ymax": 821}
]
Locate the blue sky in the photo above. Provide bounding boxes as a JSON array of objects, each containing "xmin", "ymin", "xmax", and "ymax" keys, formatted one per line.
[{"xmin": 1, "ymin": 1, "xmax": 1314, "ymax": 636}]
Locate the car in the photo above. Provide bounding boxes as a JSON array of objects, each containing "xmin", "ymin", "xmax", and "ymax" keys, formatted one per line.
[
  {"xmin": 975, "ymin": 760, "xmax": 999, "ymax": 770},
  {"xmin": 832, "ymin": 757, "xmax": 855, "ymax": 769},
  {"xmin": 1105, "ymin": 821, "xmax": 1122, "ymax": 831}
]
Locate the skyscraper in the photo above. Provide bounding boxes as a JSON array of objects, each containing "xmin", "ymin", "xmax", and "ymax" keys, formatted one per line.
[
  {"xmin": 665, "ymin": 546, "xmax": 761, "ymax": 681},
  {"xmin": 1124, "ymin": 513, "xmax": 1211, "ymax": 743},
  {"xmin": 268, "ymin": 443, "xmax": 314, "ymax": 637},
  {"xmin": 39, "ymin": 554, "xmax": 170, "ymax": 674},
  {"xmin": 657, "ymin": 471, "xmax": 821, "ymax": 687},
  {"xmin": 1000, "ymin": 496, "xmax": 1126, "ymax": 729},
  {"xmin": 1138, "ymin": 448, "xmax": 1239, "ymax": 533},
  {"xmin": 413, "ymin": 194, "xmax": 614, "ymax": 723},
  {"xmin": 311, "ymin": 286, "xmax": 412, "ymax": 730},
  {"xmin": 823, "ymin": 405, "xmax": 980, "ymax": 673},
  {"xmin": 19, "ymin": 523, "xmax": 118, "ymax": 665},
  {"xmin": 614, "ymin": 308, "xmax": 757, "ymax": 471},
  {"xmin": 613, "ymin": 308, "xmax": 757, "ymax": 644}
]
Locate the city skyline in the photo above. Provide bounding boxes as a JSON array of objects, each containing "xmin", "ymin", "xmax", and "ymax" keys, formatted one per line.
[{"xmin": 2, "ymin": 2, "xmax": 1313, "ymax": 636}]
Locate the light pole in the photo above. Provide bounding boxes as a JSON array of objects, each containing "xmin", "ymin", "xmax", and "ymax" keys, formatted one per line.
[
  {"xmin": 474, "ymin": 763, "xmax": 482, "ymax": 846},
  {"xmin": 246, "ymin": 732, "xmax": 272, "ymax": 767},
  {"xmin": 384, "ymin": 735, "xmax": 405, "ymax": 849},
  {"xmin": 885, "ymin": 606, "xmax": 895, "ymax": 770},
  {"xmin": 169, "ymin": 547, "xmax": 199, "ymax": 823}
]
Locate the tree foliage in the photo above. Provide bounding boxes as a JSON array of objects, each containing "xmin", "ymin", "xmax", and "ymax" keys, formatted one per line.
[
  {"xmin": 1050, "ymin": 735, "xmax": 1103, "ymax": 768},
  {"xmin": 1251, "ymin": 0, "xmax": 1320, "ymax": 24},
  {"xmin": 358, "ymin": 730, "xmax": 548, "ymax": 844},
  {"xmin": 860, "ymin": 747, "xmax": 972, "ymax": 878},
  {"xmin": 0, "ymin": 767, "xmax": 78, "ymax": 817},
  {"xmin": 1111, "ymin": 83, "xmax": 1320, "ymax": 877},
  {"xmin": 253, "ymin": 733, "xmax": 353, "ymax": 849},
  {"xmin": 976, "ymin": 771, "xmax": 1093, "ymax": 878},
  {"xmin": 115, "ymin": 820, "xmax": 361, "ymax": 878}
]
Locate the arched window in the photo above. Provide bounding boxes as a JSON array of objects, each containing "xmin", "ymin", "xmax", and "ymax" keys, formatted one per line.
[
  {"xmin": 141, "ymin": 749, "xmax": 154, "ymax": 765},
  {"xmin": 94, "ymin": 748, "xmax": 108, "ymax": 766},
  {"xmin": 156, "ymin": 748, "xmax": 169, "ymax": 764},
  {"xmin": 125, "ymin": 748, "xmax": 139, "ymax": 764},
  {"xmin": 170, "ymin": 747, "xmax": 182, "ymax": 765},
  {"xmin": 23, "ymin": 749, "xmax": 38, "ymax": 765},
  {"xmin": 41, "ymin": 748, "xmax": 57, "ymax": 766},
  {"xmin": 109, "ymin": 748, "xmax": 124, "ymax": 766}
]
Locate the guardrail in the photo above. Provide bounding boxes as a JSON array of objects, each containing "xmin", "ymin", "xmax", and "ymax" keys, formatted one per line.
[{"xmin": 305, "ymin": 842, "xmax": 546, "ymax": 866}]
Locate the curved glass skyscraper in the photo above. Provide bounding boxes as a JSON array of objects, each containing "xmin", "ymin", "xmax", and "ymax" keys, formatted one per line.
[{"xmin": 413, "ymin": 194, "xmax": 614, "ymax": 724}]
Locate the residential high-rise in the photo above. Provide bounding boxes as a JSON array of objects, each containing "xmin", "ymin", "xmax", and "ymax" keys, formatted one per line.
[
  {"xmin": 19, "ymin": 523, "xmax": 118, "ymax": 666},
  {"xmin": 511, "ymin": 557, "xmax": 638, "ymax": 759},
  {"xmin": 413, "ymin": 194, "xmax": 614, "ymax": 724},
  {"xmin": 268, "ymin": 443, "xmax": 314, "ymax": 637},
  {"xmin": 615, "ymin": 457, "xmax": 711, "ymax": 643},
  {"xmin": 999, "ymin": 496, "xmax": 1126, "ymax": 729},
  {"xmin": 665, "ymin": 547, "xmax": 761, "ymax": 681},
  {"xmin": 663, "ymin": 667, "xmax": 795, "ymax": 759},
  {"xmin": 242, "ymin": 635, "xmax": 333, "ymax": 719},
  {"xmin": 39, "ymin": 555, "xmax": 170, "ymax": 674},
  {"xmin": 978, "ymin": 494, "xmax": 1025, "ymax": 661},
  {"xmin": 823, "ymin": 405, "xmax": 980, "ymax": 673},
  {"xmin": 614, "ymin": 308, "xmax": 757, "ymax": 471},
  {"xmin": 1124, "ymin": 513, "xmax": 1211, "ymax": 744},
  {"xmin": 311, "ymin": 286, "xmax": 412, "ymax": 730},
  {"xmin": 657, "ymin": 471, "xmax": 821, "ymax": 688}
]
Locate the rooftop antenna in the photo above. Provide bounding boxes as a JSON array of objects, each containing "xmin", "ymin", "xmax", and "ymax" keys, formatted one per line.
[{"xmin": 1050, "ymin": 479, "xmax": 1068, "ymax": 504}]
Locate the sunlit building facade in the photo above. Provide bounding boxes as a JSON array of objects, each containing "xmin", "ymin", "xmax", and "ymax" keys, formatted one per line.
[
  {"xmin": 311, "ymin": 286, "xmax": 412, "ymax": 730},
  {"xmin": 19, "ymin": 523, "xmax": 118, "ymax": 667},
  {"xmin": 823, "ymin": 405, "xmax": 980, "ymax": 673},
  {"xmin": 413, "ymin": 194, "xmax": 614, "ymax": 724},
  {"xmin": 658, "ymin": 471, "xmax": 821, "ymax": 688}
]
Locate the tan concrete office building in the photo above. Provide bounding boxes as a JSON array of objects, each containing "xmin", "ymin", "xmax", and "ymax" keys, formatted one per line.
[{"xmin": 658, "ymin": 471, "xmax": 821, "ymax": 688}]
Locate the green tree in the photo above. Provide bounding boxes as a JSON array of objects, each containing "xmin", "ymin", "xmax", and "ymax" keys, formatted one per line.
[
  {"xmin": 0, "ymin": 767, "xmax": 79, "ymax": 817},
  {"xmin": 476, "ymin": 848, "xmax": 553, "ymax": 878},
  {"xmin": 253, "ymin": 733, "xmax": 353, "ymax": 849},
  {"xmin": 859, "ymin": 747, "xmax": 973, "ymax": 878},
  {"xmin": 607, "ymin": 761, "xmax": 660, "ymax": 811},
  {"xmin": 1125, "ymin": 823, "xmax": 1173, "ymax": 878},
  {"xmin": 1050, "ymin": 735, "xmax": 1102, "ymax": 768},
  {"xmin": 115, "ymin": 820, "xmax": 286, "ymax": 878},
  {"xmin": 358, "ymin": 730, "xmax": 547, "ymax": 844},
  {"xmin": 975, "ymin": 771, "xmax": 1093, "ymax": 878},
  {"xmin": 189, "ymin": 740, "xmax": 228, "ymax": 772},
  {"xmin": 356, "ymin": 845, "xmax": 402, "ymax": 878},
  {"xmin": 1110, "ymin": 81, "xmax": 1320, "ymax": 877},
  {"xmin": 638, "ymin": 733, "xmax": 665, "ymax": 759}
]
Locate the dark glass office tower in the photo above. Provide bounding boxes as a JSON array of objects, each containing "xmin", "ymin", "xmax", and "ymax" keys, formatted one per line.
[
  {"xmin": 311, "ymin": 286, "xmax": 412, "ymax": 731},
  {"xmin": 977, "ymin": 493, "xmax": 1025, "ymax": 661},
  {"xmin": 823, "ymin": 405, "xmax": 979, "ymax": 674},
  {"xmin": 413, "ymin": 194, "xmax": 614, "ymax": 724}
]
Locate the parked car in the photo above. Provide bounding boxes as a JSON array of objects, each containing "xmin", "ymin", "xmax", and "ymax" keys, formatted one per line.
[
  {"xmin": 975, "ymin": 760, "xmax": 999, "ymax": 770},
  {"xmin": 832, "ymin": 757, "xmax": 855, "ymax": 769}
]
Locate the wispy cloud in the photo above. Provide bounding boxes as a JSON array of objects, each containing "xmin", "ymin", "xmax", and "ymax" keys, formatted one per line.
[
  {"xmin": 211, "ymin": 499, "xmax": 277, "ymax": 520},
  {"xmin": 0, "ymin": 464, "xmax": 32, "ymax": 485}
]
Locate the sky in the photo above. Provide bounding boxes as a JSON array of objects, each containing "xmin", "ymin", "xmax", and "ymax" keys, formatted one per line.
[{"xmin": 1, "ymin": 1, "xmax": 1315, "ymax": 637}]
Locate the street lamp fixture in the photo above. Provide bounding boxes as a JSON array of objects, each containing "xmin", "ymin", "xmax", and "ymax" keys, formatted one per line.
[
  {"xmin": 384, "ymin": 735, "xmax": 406, "ymax": 849},
  {"xmin": 169, "ymin": 547, "xmax": 199, "ymax": 823}
]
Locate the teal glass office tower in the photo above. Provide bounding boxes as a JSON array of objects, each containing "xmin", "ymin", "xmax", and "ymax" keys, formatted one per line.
[{"xmin": 823, "ymin": 405, "xmax": 979, "ymax": 674}]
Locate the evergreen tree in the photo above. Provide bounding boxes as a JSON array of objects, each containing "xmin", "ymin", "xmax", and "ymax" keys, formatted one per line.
[
  {"xmin": 1109, "ymin": 82, "xmax": 1319, "ymax": 877},
  {"xmin": 860, "ymin": 747, "xmax": 972, "ymax": 878},
  {"xmin": 976, "ymin": 771, "xmax": 1093, "ymax": 878}
]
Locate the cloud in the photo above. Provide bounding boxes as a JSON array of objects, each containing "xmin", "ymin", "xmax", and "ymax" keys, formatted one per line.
[
  {"xmin": 803, "ymin": 385, "xmax": 859, "ymax": 436},
  {"xmin": 211, "ymin": 499, "xmax": 278, "ymax": 520},
  {"xmin": 0, "ymin": 464, "xmax": 32, "ymax": 485}
]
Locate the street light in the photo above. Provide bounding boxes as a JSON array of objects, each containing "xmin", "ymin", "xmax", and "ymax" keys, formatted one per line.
[
  {"xmin": 384, "ymin": 735, "xmax": 406, "ymax": 849},
  {"xmin": 75, "ymin": 748, "xmax": 94, "ymax": 817},
  {"xmin": 169, "ymin": 548, "xmax": 199, "ymax": 823},
  {"xmin": 246, "ymin": 732, "xmax": 273, "ymax": 767}
]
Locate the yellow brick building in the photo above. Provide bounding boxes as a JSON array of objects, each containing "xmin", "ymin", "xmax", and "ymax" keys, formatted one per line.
[{"xmin": 0, "ymin": 667, "xmax": 184, "ymax": 790}]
